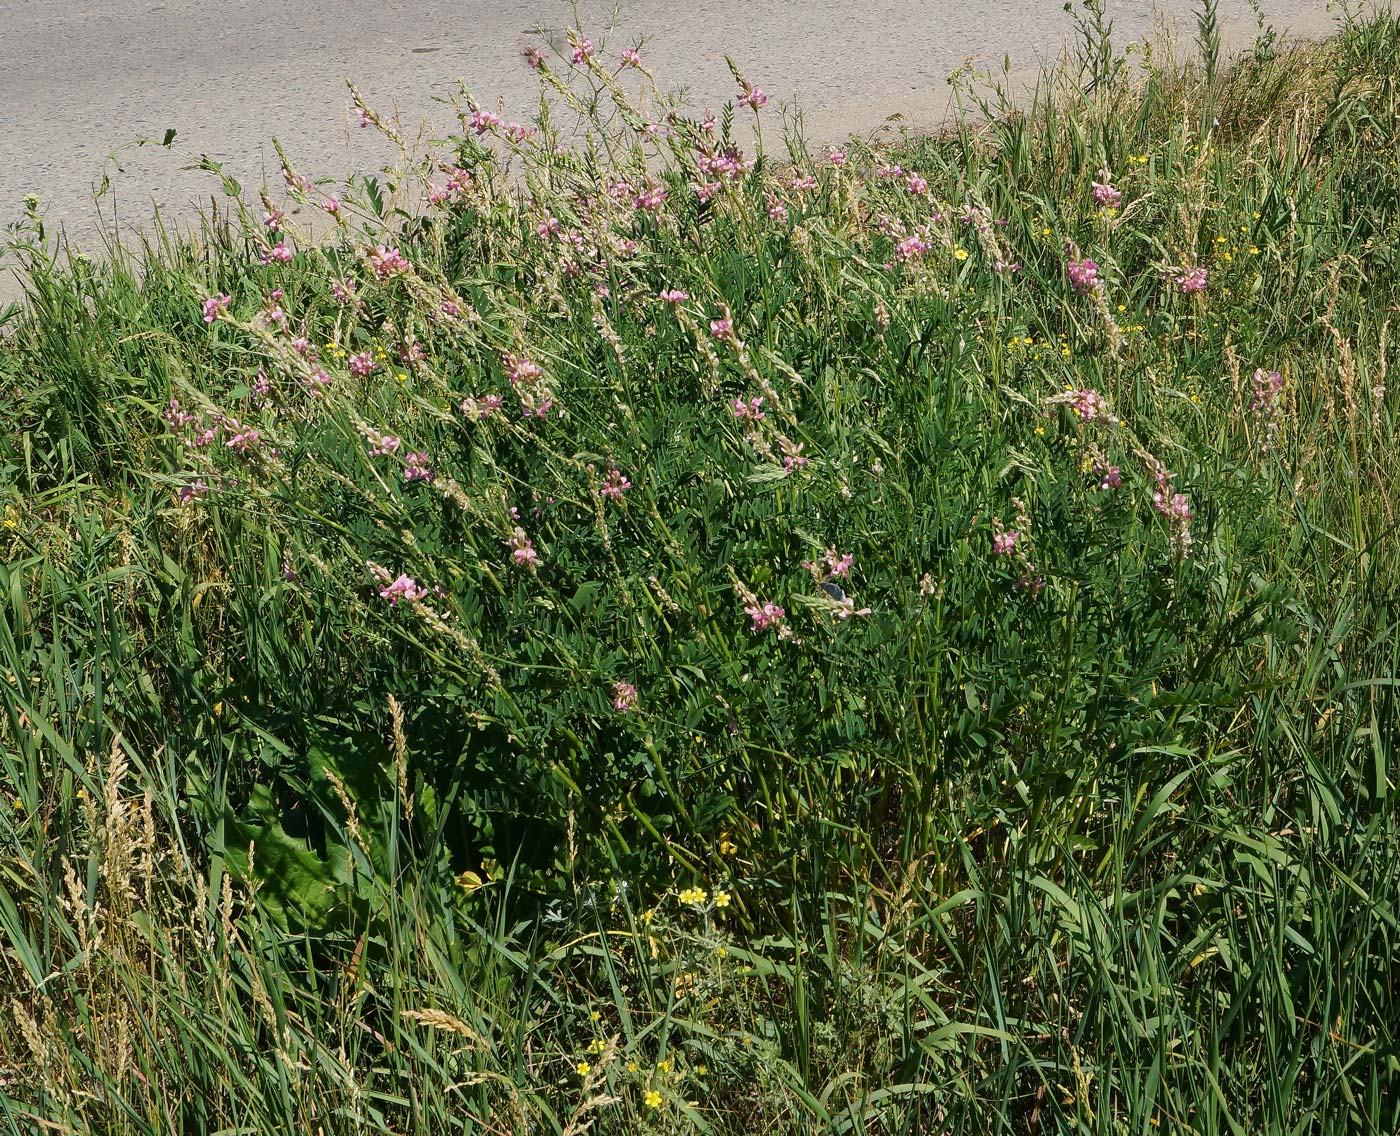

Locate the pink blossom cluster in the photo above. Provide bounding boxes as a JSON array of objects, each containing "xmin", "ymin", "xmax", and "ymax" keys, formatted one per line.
[
  {"xmin": 731, "ymin": 396, "xmax": 765, "ymax": 420},
  {"xmin": 906, "ymin": 173, "xmax": 930, "ymax": 196},
  {"xmin": 504, "ymin": 353, "xmax": 544, "ymax": 386},
  {"xmin": 1168, "ymin": 266, "xmax": 1208, "ymax": 294},
  {"xmin": 745, "ymin": 600, "xmax": 785, "ymax": 632},
  {"xmin": 368, "ymin": 245, "xmax": 410, "ymax": 278},
  {"xmin": 348, "ymin": 352, "xmax": 375, "ymax": 378},
  {"xmin": 403, "ymin": 452, "xmax": 433, "ymax": 482},
  {"xmin": 634, "ymin": 181, "xmax": 667, "ymax": 212},
  {"xmin": 710, "ymin": 317, "xmax": 734, "ymax": 340},
  {"xmin": 164, "ymin": 399, "xmax": 199, "ymax": 428},
  {"xmin": 261, "ymin": 242, "xmax": 293, "ymax": 266},
  {"xmin": 600, "ymin": 468, "xmax": 632, "ymax": 499},
  {"xmin": 779, "ymin": 437, "xmax": 808, "ymax": 470},
  {"xmin": 460, "ymin": 394, "xmax": 504, "ymax": 421},
  {"xmin": 508, "ymin": 528, "xmax": 540, "ymax": 569},
  {"xmin": 620, "ymin": 47, "xmax": 643, "ymax": 68},
  {"xmin": 380, "ymin": 573, "xmax": 427, "ymax": 606},
  {"xmin": 1141, "ymin": 451, "xmax": 1194, "ymax": 556},
  {"xmin": 1091, "ymin": 178, "xmax": 1122, "ymax": 209},
  {"xmin": 611, "ymin": 680, "xmax": 639, "ymax": 713},
  {"xmin": 202, "ymin": 294, "xmax": 232, "ymax": 323},
  {"xmin": 737, "ymin": 85, "xmax": 768, "ymax": 110},
  {"xmin": 177, "ymin": 479, "xmax": 209, "ymax": 504},
  {"xmin": 1067, "ymin": 256, "xmax": 1101, "ymax": 294},
  {"xmin": 468, "ymin": 107, "xmax": 502, "ymax": 135},
  {"xmin": 659, "ymin": 288, "xmax": 689, "ymax": 304},
  {"xmin": 222, "ymin": 420, "xmax": 261, "ymax": 453},
  {"xmin": 366, "ymin": 431, "xmax": 400, "ymax": 456}
]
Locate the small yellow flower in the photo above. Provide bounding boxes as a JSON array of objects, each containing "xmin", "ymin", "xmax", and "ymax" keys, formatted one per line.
[
  {"xmin": 1041, "ymin": 226, "xmax": 1051, "ymax": 236},
  {"xmin": 590, "ymin": 1010, "xmax": 601, "ymax": 1022},
  {"xmin": 657, "ymin": 1059, "xmax": 672, "ymax": 1074},
  {"xmin": 1034, "ymin": 425, "xmax": 1046, "ymax": 435},
  {"xmin": 396, "ymin": 372, "xmax": 408, "ymax": 382},
  {"xmin": 954, "ymin": 248, "xmax": 969, "ymax": 261},
  {"xmin": 644, "ymin": 1089, "xmax": 662, "ymax": 1108},
  {"xmin": 718, "ymin": 836, "xmax": 737, "ymax": 856},
  {"xmin": 589, "ymin": 1039, "xmax": 606, "ymax": 1054},
  {"xmin": 715, "ymin": 945, "xmax": 728, "ymax": 958},
  {"xmin": 11, "ymin": 798, "xmax": 23, "ymax": 811},
  {"xmin": 679, "ymin": 887, "xmax": 705, "ymax": 905},
  {"xmin": 627, "ymin": 1060, "xmax": 639, "ymax": 1073},
  {"xmin": 1117, "ymin": 303, "xmax": 1127, "ymax": 312},
  {"xmin": 712, "ymin": 890, "xmax": 730, "ymax": 908},
  {"xmin": 1249, "ymin": 246, "xmax": 1259, "ymax": 255},
  {"xmin": 576, "ymin": 1061, "xmax": 592, "ymax": 1076}
]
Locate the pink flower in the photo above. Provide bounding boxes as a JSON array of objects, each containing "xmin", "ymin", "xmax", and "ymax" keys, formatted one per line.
[
  {"xmin": 193, "ymin": 427, "xmax": 217, "ymax": 447},
  {"xmin": 380, "ymin": 574, "xmax": 427, "ymax": 606},
  {"xmin": 262, "ymin": 208, "xmax": 285, "ymax": 231},
  {"xmin": 348, "ymin": 352, "xmax": 374, "ymax": 377},
  {"xmin": 700, "ymin": 110, "xmax": 717, "ymax": 134},
  {"xmin": 731, "ymin": 396, "xmax": 765, "ymax": 420},
  {"xmin": 202, "ymin": 294, "xmax": 232, "ymax": 323},
  {"xmin": 523, "ymin": 46, "xmax": 545, "ymax": 70},
  {"xmin": 620, "ymin": 47, "xmax": 642, "ymax": 68},
  {"xmin": 505, "ymin": 122, "xmax": 534, "ymax": 144},
  {"xmin": 1251, "ymin": 367, "xmax": 1284, "ymax": 410},
  {"xmin": 634, "ymin": 182, "xmax": 667, "ymax": 212},
  {"xmin": 1091, "ymin": 179, "xmax": 1122, "ymax": 209},
  {"xmin": 600, "ymin": 468, "xmax": 632, "ymax": 499},
  {"xmin": 825, "ymin": 550, "xmax": 854, "ymax": 578},
  {"xmin": 1169, "ymin": 266, "xmax": 1208, "ymax": 294},
  {"xmin": 780, "ymin": 439, "xmax": 808, "ymax": 470},
  {"xmin": 306, "ymin": 369, "xmax": 332, "ymax": 392},
  {"xmin": 367, "ymin": 432, "xmax": 401, "ymax": 457},
  {"xmin": 461, "ymin": 394, "xmax": 504, "ymax": 420},
  {"xmin": 177, "ymin": 479, "xmax": 209, "ymax": 504},
  {"xmin": 1097, "ymin": 463, "xmax": 1122, "ymax": 489},
  {"xmin": 611, "ymin": 680, "xmax": 639, "ymax": 713},
  {"xmin": 659, "ymin": 288, "xmax": 688, "ymax": 303},
  {"xmin": 1069, "ymin": 388, "xmax": 1111, "ymax": 422},
  {"xmin": 368, "ymin": 245, "xmax": 410, "ymax": 278},
  {"xmin": 321, "ymin": 197, "xmax": 341, "ymax": 215},
  {"xmin": 789, "ymin": 174, "xmax": 818, "ymax": 192},
  {"xmin": 710, "ymin": 317, "xmax": 734, "ymax": 340},
  {"xmin": 827, "ymin": 146, "xmax": 846, "ymax": 166},
  {"xmin": 1067, "ymin": 256, "xmax": 1101, "ymax": 294},
  {"xmin": 876, "ymin": 162, "xmax": 903, "ymax": 179},
  {"xmin": 766, "ymin": 194, "xmax": 788, "ymax": 222},
  {"xmin": 905, "ymin": 173, "xmax": 929, "ymax": 196},
  {"xmin": 894, "ymin": 235, "xmax": 928, "ymax": 263},
  {"xmin": 163, "ymin": 398, "xmax": 198, "ymax": 428},
  {"xmin": 467, "ymin": 108, "xmax": 501, "ymax": 135},
  {"xmin": 993, "ymin": 530, "xmax": 1019, "ymax": 556},
  {"xmin": 355, "ymin": 106, "xmax": 373, "ymax": 129},
  {"xmin": 508, "ymin": 528, "xmax": 540, "ymax": 569},
  {"xmin": 223, "ymin": 424, "xmax": 261, "ymax": 453},
  {"xmin": 745, "ymin": 600, "xmax": 785, "ymax": 632},
  {"xmin": 403, "ymin": 452, "xmax": 433, "ymax": 482},
  {"xmin": 737, "ymin": 86, "xmax": 768, "ymax": 110},
  {"xmin": 440, "ymin": 299, "xmax": 461, "ymax": 317},
  {"xmin": 504, "ymin": 353, "xmax": 544, "ymax": 386},
  {"xmin": 570, "ymin": 34, "xmax": 594, "ymax": 64},
  {"xmin": 261, "ymin": 242, "xmax": 293, "ymax": 265}
]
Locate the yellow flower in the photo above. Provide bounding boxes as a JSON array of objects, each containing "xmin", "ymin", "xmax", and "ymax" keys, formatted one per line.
[
  {"xmin": 644, "ymin": 1089, "xmax": 662, "ymax": 1108},
  {"xmin": 1041, "ymin": 226, "xmax": 1051, "ymax": 236},
  {"xmin": 954, "ymin": 248, "xmax": 969, "ymax": 261},
  {"xmin": 627, "ymin": 1060, "xmax": 639, "ymax": 1073},
  {"xmin": 657, "ymin": 1058, "xmax": 672, "ymax": 1074},
  {"xmin": 396, "ymin": 372, "xmax": 408, "ymax": 382},
  {"xmin": 718, "ymin": 836, "xmax": 737, "ymax": 856},
  {"xmin": 679, "ymin": 887, "xmax": 705, "ymax": 905},
  {"xmin": 715, "ymin": 945, "xmax": 728, "ymax": 958},
  {"xmin": 576, "ymin": 1061, "xmax": 592, "ymax": 1076},
  {"xmin": 588, "ymin": 1039, "xmax": 605, "ymax": 1054},
  {"xmin": 590, "ymin": 1010, "xmax": 601, "ymax": 1022},
  {"xmin": 711, "ymin": 890, "xmax": 730, "ymax": 908},
  {"xmin": 1249, "ymin": 246, "xmax": 1259, "ymax": 255}
]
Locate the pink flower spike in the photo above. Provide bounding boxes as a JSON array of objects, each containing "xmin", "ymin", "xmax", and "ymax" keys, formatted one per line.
[
  {"xmin": 379, "ymin": 574, "xmax": 427, "ymax": 606},
  {"xmin": 348, "ymin": 352, "xmax": 374, "ymax": 377},
  {"xmin": 261, "ymin": 241, "xmax": 293, "ymax": 265},
  {"xmin": 659, "ymin": 288, "xmax": 689, "ymax": 304},
  {"xmin": 508, "ymin": 528, "xmax": 540, "ymax": 570},
  {"xmin": 611, "ymin": 680, "xmax": 639, "ymax": 713},
  {"xmin": 202, "ymin": 294, "xmax": 231, "ymax": 323},
  {"xmin": 993, "ymin": 530, "xmax": 1019, "ymax": 556},
  {"xmin": 600, "ymin": 468, "xmax": 632, "ymax": 500},
  {"xmin": 709, "ymin": 317, "xmax": 733, "ymax": 340},
  {"xmin": 1067, "ymin": 256, "xmax": 1101, "ymax": 294},
  {"xmin": 745, "ymin": 600, "xmax": 785, "ymax": 632},
  {"xmin": 523, "ymin": 46, "xmax": 545, "ymax": 70},
  {"xmin": 1091, "ymin": 179, "xmax": 1122, "ymax": 209},
  {"xmin": 570, "ymin": 34, "xmax": 594, "ymax": 64},
  {"xmin": 403, "ymin": 452, "xmax": 433, "ymax": 482},
  {"xmin": 621, "ymin": 47, "xmax": 642, "ymax": 68}
]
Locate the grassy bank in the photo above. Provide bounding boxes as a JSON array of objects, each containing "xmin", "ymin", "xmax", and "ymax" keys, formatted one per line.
[{"xmin": 1, "ymin": 7, "xmax": 1398, "ymax": 1133}]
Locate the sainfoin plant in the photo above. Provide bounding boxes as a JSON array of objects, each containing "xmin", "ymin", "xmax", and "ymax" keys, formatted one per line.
[{"xmin": 0, "ymin": 8, "xmax": 1398, "ymax": 1135}]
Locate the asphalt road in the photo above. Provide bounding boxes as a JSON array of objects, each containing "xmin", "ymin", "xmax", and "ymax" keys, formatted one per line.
[{"xmin": 0, "ymin": 0, "xmax": 1342, "ymax": 260}]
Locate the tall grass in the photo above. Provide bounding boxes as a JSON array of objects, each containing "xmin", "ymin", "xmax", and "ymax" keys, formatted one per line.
[{"xmin": 1, "ymin": 8, "xmax": 1398, "ymax": 1133}]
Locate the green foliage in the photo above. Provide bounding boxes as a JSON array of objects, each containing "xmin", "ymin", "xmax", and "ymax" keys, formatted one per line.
[{"xmin": 1, "ymin": 11, "xmax": 1399, "ymax": 1134}]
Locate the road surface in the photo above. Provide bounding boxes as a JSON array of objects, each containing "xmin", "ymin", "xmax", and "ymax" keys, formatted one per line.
[{"xmin": 0, "ymin": 0, "xmax": 1342, "ymax": 263}]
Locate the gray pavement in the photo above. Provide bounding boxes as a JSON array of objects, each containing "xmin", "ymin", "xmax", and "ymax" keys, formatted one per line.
[{"xmin": 0, "ymin": 1, "xmax": 1343, "ymax": 262}]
